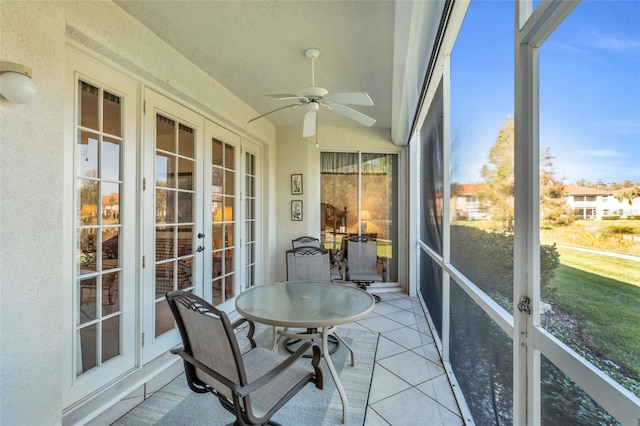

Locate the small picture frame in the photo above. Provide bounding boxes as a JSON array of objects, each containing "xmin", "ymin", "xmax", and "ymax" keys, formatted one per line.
[
  {"xmin": 291, "ymin": 200, "xmax": 303, "ymax": 221},
  {"xmin": 291, "ymin": 174, "xmax": 303, "ymax": 195}
]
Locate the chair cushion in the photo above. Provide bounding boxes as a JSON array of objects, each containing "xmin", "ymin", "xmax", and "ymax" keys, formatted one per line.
[{"xmin": 242, "ymin": 347, "xmax": 314, "ymax": 418}]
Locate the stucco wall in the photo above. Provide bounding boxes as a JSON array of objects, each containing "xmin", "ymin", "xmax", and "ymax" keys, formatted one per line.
[
  {"xmin": 0, "ymin": 1, "xmax": 277, "ymax": 423},
  {"xmin": 0, "ymin": 2, "xmax": 66, "ymax": 424},
  {"xmin": 274, "ymin": 124, "xmax": 396, "ymax": 281}
]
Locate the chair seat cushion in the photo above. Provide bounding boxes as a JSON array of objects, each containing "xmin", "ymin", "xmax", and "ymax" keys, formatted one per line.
[{"xmin": 242, "ymin": 347, "xmax": 315, "ymax": 417}]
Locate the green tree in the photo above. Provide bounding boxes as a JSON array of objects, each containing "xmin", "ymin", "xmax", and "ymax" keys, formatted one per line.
[
  {"xmin": 479, "ymin": 116, "xmax": 574, "ymax": 231},
  {"xmin": 540, "ymin": 148, "xmax": 575, "ymax": 227},
  {"xmin": 478, "ymin": 116, "xmax": 515, "ymax": 232},
  {"xmin": 615, "ymin": 186, "xmax": 640, "ymax": 216}
]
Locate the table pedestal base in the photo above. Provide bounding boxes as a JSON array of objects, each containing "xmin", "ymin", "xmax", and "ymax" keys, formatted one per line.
[{"xmin": 272, "ymin": 326, "xmax": 355, "ymax": 423}]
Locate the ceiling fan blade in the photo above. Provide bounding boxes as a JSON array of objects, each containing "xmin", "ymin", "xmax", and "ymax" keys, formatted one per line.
[
  {"xmin": 324, "ymin": 92, "xmax": 374, "ymax": 106},
  {"xmin": 327, "ymin": 103, "xmax": 376, "ymax": 127},
  {"xmin": 302, "ymin": 108, "xmax": 317, "ymax": 138},
  {"xmin": 247, "ymin": 103, "xmax": 301, "ymax": 124},
  {"xmin": 266, "ymin": 94, "xmax": 309, "ymax": 101}
]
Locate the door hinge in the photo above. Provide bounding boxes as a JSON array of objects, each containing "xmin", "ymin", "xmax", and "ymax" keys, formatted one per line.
[
  {"xmin": 142, "ymin": 255, "xmax": 146, "ymax": 268},
  {"xmin": 143, "ymin": 178, "xmax": 146, "ymax": 191},
  {"xmin": 142, "ymin": 333, "xmax": 145, "ymax": 347},
  {"xmin": 517, "ymin": 296, "xmax": 532, "ymax": 315},
  {"xmin": 143, "ymin": 100, "xmax": 146, "ymax": 114}
]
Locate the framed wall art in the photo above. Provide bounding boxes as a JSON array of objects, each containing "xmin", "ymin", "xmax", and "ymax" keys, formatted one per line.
[
  {"xmin": 291, "ymin": 174, "xmax": 303, "ymax": 195},
  {"xmin": 291, "ymin": 200, "xmax": 303, "ymax": 221}
]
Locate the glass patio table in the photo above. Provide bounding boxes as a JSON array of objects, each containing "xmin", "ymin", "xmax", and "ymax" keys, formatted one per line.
[{"xmin": 235, "ymin": 281, "xmax": 375, "ymax": 424}]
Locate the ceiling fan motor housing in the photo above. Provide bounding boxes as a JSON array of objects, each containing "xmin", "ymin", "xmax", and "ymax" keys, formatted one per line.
[{"xmin": 297, "ymin": 86, "xmax": 328, "ymax": 100}]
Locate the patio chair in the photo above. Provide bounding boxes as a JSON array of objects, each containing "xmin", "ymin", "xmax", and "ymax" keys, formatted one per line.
[
  {"xmin": 291, "ymin": 235, "xmax": 321, "ymax": 248},
  {"xmin": 292, "ymin": 236, "xmax": 344, "ymax": 281},
  {"xmin": 166, "ymin": 291, "xmax": 323, "ymax": 426},
  {"xmin": 345, "ymin": 235, "xmax": 386, "ymax": 303},
  {"xmin": 284, "ymin": 246, "xmax": 340, "ymax": 355},
  {"xmin": 286, "ymin": 245, "xmax": 331, "ymax": 282}
]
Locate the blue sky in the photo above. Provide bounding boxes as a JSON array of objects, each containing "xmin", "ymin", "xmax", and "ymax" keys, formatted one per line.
[{"xmin": 450, "ymin": 0, "xmax": 639, "ymax": 186}]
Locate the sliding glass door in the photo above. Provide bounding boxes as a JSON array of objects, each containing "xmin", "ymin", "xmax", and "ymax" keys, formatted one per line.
[{"xmin": 320, "ymin": 152, "xmax": 398, "ymax": 283}]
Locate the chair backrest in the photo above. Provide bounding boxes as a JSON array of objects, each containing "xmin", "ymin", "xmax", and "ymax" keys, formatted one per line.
[
  {"xmin": 286, "ymin": 246, "xmax": 331, "ymax": 282},
  {"xmin": 291, "ymin": 236, "xmax": 321, "ymax": 248},
  {"xmin": 166, "ymin": 291, "xmax": 246, "ymax": 403},
  {"xmin": 346, "ymin": 235, "xmax": 379, "ymax": 275}
]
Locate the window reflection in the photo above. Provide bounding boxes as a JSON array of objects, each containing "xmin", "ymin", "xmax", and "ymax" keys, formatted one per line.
[
  {"xmin": 75, "ymin": 80, "xmax": 124, "ymax": 375},
  {"xmin": 210, "ymin": 138, "xmax": 236, "ymax": 304}
]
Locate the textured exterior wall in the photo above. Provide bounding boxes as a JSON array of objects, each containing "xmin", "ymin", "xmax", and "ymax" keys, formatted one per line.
[
  {"xmin": 0, "ymin": 1, "xmax": 276, "ymax": 424},
  {"xmin": 0, "ymin": 2, "xmax": 66, "ymax": 424}
]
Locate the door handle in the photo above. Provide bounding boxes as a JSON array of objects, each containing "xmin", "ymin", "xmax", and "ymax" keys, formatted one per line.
[
  {"xmin": 197, "ymin": 233, "xmax": 205, "ymax": 238},
  {"xmin": 196, "ymin": 246, "xmax": 205, "ymax": 253}
]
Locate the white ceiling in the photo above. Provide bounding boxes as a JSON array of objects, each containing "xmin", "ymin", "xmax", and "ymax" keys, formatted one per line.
[{"xmin": 114, "ymin": 0, "xmax": 397, "ymax": 133}]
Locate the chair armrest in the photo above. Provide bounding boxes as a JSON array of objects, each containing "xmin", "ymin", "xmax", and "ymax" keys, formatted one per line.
[
  {"xmin": 232, "ymin": 317, "xmax": 257, "ymax": 349},
  {"xmin": 171, "ymin": 348, "xmax": 240, "ymax": 392},
  {"xmin": 234, "ymin": 341, "xmax": 323, "ymax": 396}
]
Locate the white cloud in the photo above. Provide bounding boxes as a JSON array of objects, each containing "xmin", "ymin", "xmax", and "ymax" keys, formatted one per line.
[
  {"xmin": 579, "ymin": 149, "xmax": 625, "ymax": 157},
  {"xmin": 581, "ymin": 28, "xmax": 640, "ymax": 55},
  {"xmin": 612, "ymin": 121, "xmax": 640, "ymax": 135}
]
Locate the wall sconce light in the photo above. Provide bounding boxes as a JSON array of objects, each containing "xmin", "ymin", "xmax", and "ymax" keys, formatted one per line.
[{"xmin": 0, "ymin": 61, "xmax": 39, "ymax": 104}]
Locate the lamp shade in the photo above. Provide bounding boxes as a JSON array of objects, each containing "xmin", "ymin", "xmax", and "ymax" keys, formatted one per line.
[
  {"xmin": 213, "ymin": 205, "xmax": 233, "ymax": 222},
  {"xmin": 0, "ymin": 71, "xmax": 39, "ymax": 104}
]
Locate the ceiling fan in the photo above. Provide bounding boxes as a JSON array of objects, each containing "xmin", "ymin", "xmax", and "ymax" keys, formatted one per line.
[{"xmin": 248, "ymin": 48, "xmax": 376, "ymax": 138}]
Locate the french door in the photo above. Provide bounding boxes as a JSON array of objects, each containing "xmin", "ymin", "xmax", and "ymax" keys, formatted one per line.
[
  {"xmin": 64, "ymin": 50, "xmax": 138, "ymax": 408},
  {"xmin": 202, "ymin": 125, "xmax": 262, "ymax": 308},
  {"xmin": 241, "ymin": 139, "xmax": 261, "ymax": 291},
  {"xmin": 65, "ymin": 57, "xmax": 262, "ymax": 407},
  {"xmin": 142, "ymin": 89, "xmax": 205, "ymax": 362},
  {"xmin": 142, "ymin": 90, "xmax": 261, "ymax": 361},
  {"xmin": 203, "ymin": 121, "xmax": 241, "ymax": 309}
]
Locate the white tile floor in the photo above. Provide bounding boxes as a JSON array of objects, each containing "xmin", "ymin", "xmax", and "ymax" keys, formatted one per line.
[
  {"xmin": 345, "ymin": 291, "xmax": 465, "ymax": 426},
  {"xmin": 92, "ymin": 291, "xmax": 465, "ymax": 426}
]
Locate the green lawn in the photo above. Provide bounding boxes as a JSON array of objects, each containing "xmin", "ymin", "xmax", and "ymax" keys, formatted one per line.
[
  {"xmin": 546, "ymin": 247, "xmax": 640, "ymax": 380},
  {"xmin": 541, "ymin": 219, "xmax": 640, "ymax": 256}
]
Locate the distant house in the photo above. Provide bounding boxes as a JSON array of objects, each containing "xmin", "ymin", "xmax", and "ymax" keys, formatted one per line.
[
  {"xmin": 611, "ymin": 187, "xmax": 640, "ymax": 218},
  {"xmin": 564, "ymin": 185, "xmax": 639, "ymax": 220},
  {"xmin": 451, "ymin": 183, "xmax": 489, "ymax": 221}
]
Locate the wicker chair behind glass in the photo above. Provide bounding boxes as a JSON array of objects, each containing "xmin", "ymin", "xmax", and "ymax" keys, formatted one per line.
[
  {"xmin": 285, "ymin": 245, "xmax": 340, "ymax": 355},
  {"xmin": 165, "ymin": 291, "xmax": 323, "ymax": 426}
]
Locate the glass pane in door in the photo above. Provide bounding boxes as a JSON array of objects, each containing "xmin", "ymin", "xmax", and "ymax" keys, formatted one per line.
[
  {"xmin": 154, "ymin": 114, "xmax": 196, "ymax": 337},
  {"xmin": 244, "ymin": 150, "xmax": 256, "ymax": 288},
  {"xmin": 211, "ymin": 138, "xmax": 236, "ymax": 305},
  {"xmin": 75, "ymin": 81, "xmax": 124, "ymax": 375},
  {"xmin": 361, "ymin": 153, "xmax": 397, "ymax": 282},
  {"xmin": 320, "ymin": 152, "xmax": 358, "ymax": 253}
]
